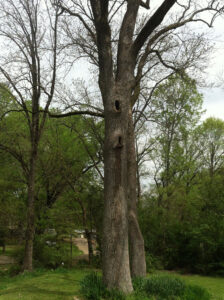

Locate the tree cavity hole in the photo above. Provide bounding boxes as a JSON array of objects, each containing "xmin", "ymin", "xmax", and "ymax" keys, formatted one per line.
[{"xmin": 115, "ymin": 100, "xmax": 120, "ymax": 111}]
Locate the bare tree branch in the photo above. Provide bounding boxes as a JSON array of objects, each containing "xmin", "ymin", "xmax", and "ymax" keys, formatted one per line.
[
  {"xmin": 46, "ymin": 110, "xmax": 104, "ymax": 118},
  {"xmin": 132, "ymin": 0, "xmax": 176, "ymax": 58}
]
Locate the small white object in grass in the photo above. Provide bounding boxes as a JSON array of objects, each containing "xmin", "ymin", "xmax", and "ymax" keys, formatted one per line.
[{"xmin": 61, "ymin": 262, "xmax": 64, "ymax": 266}]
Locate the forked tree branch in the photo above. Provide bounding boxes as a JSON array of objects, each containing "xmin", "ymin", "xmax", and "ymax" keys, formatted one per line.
[
  {"xmin": 150, "ymin": 50, "xmax": 180, "ymax": 72},
  {"xmin": 140, "ymin": 0, "xmax": 150, "ymax": 9},
  {"xmin": 56, "ymin": 2, "xmax": 96, "ymax": 43},
  {"xmin": 132, "ymin": 0, "xmax": 176, "ymax": 58},
  {"xmin": 124, "ymin": 0, "xmax": 150, "ymax": 9},
  {"xmin": 133, "ymin": 0, "xmax": 224, "ymax": 59}
]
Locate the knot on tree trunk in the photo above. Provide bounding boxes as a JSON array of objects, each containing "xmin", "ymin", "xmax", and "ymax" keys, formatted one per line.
[{"xmin": 112, "ymin": 129, "xmax": 123, "ymax": 149}]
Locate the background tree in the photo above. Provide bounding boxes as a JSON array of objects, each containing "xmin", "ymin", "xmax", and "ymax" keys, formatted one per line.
[
  {"xmin": 0, "ymin": 97, "xmax": 103, "ymax": 267},
  {"xmin": 0, "ymin": 151, "xmax": 26, "ymax": 253},
  {"xmin": 197, "ymin": 118, "xmax": 224, "ymax": 178},
  {"xmin": 0, "ymin": 0, "xmax": 61, "ymax": 270},
  {"xmin": 138, "ymin": 78, "xmax": 224, "ymax": 275},
  {"xmin": 149, "ymin": 74, "xmax": 203, "ymax": 196}
]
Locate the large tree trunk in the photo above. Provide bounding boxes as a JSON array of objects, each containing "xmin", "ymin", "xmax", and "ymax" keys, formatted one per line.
[
  {"xmin": 127, "ymin": 109, "xmax": 146, "ymax": 278},
  {"xmin": 23, "ymin": 153, "xmax": 37, "ymax": 271},
  {"xmin": 102, "ymin": 89, "xmax": 133, "ymax": 293}
]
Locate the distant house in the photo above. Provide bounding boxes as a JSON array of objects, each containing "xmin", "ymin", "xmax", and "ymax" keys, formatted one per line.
[
  {"xmin": 74, "ymin": 229, "xmax": 97, "ymax": 239},
  {"xmin": 74, "ymin": 229, "xmax": 85, "ymax": 238}
]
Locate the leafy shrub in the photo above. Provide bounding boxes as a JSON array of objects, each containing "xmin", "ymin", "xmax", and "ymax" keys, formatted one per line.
[
  {"xmin": 183, "ymin": 285, "xmax": 210, "ymax": 300},
  {"xmin": 80, "ymin": 272, "xmax": 125, "ymax": 300},
  {"xmin": 145, "ymin": 254, "xmax": 163, "ymax": 273},
  {"xmin": 105, "ymin": 288, "xmax": 126, "ymax": 300},
  {"xmin": 0, "ymin": 264, "xmax": 22, "ymax": 277},
  {"xmin": 80, "ymin": 273, "xmax": 211, "ymax": 300},
  {"xmin": 132, "ymin": 276, "xmax": 146, "ymax": 293},
  {"xmin": 76, "ymin": 254, "xmax": 101, "ymax": 269},
  {"xmin": 80, "ymin": 272, "xmax": 106, "ymax": 300},
  {"xmin": 199, "ymin": 262, "xmax": 224, "ymax": 276},
  {"xmin": 10, "ymin": 236, "xmax": 71, "ymax": 269},
  {"xmin": 133, "ymin": 275, "xmax": 211, "ymax": 300},
  {"xmin": 76, "ymin": 258, "xmax": 90, "ymax": 268},
  {"xmin": 33, "ymin": 235, "xmax": 70, "ymax": 269},
  {"xmin": 8, "ymin": 264, "xmax": 22, "ymax": 276},
  {"xmin": 10, "ymin": 246, "xmax": 24, "ymax": 265},
  {"xmin": 144, "ymin": 275, "xmax": 186, "ymax": 298},
  {"xmin": 91, "ymin": 254, "xmax": 102, "ymax": 268}
]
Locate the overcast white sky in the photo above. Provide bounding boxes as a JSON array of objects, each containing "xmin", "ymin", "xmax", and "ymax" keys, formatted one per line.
[
  {"xmin": 202, "ymin": 88, "xmax": 224, "ymax": 120},
  {"xmin": 197, "ymin": 15, "xmax": 224, "ymax": 121}
]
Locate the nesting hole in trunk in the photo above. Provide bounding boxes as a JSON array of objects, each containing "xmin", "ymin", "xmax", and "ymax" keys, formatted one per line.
[
  {"xmin": 118, "ymin": 136, "xmax": 122, "ymax": 148},
  {"xmin": 115, "ymin": 100, "xmax": 120, "ymax": 111}
]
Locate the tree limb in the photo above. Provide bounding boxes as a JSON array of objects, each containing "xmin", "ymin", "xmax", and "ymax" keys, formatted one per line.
[
  {"xmin": 44, "ymin": 110, "xmax": 104, "ymax": 118},
  {"xmin": 132, "ymin": 0, "xmax": 176, "ymax": 58}
]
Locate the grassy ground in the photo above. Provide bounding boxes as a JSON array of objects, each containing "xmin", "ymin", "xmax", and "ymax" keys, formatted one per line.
[
  {"xmin": 157, "ymin": 271, "xmax": 224, "ymax": 300},
  {"xmin": 1, "ymin": 246, "xmax": 224, "ymax": 299},
  {"xmin": 0, "ymin": 268, "xmax": 224, "ymax": 300},
  {"xmin": 0, "ymin": 268, "xmax": 89, "ymax": 300},
  {"xmin": 0, "ymin": 243, "xmax": 86, "ymax": 299},
  {"xmin": 179, "ymin": 273, "xmax": 224, "ymax": 300}
]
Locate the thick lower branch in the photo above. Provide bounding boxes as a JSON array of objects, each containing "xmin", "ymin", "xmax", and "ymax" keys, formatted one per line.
[{"xmin": 40, "ymin": 110, "xmax": 104, "ymax": 118}]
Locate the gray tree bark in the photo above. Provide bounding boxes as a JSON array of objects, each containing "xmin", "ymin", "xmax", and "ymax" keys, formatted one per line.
[
  {"xmin": 23, "ymin": 106, "xmax": 39, "ymax": 271},
  {"xmin": 127, "ymin": 109, "xmax": 146, "ymax": 278},
  {"xmin": 88, "ymin": 0, "xmax": 177, "ymax": 292},
  {"xmin": 102, "ymin": 87, "xmax": 133, "ymax": 293},
  {"xmin": 23, "ymin": 152, "xmax": 37, "ymax": 271}
]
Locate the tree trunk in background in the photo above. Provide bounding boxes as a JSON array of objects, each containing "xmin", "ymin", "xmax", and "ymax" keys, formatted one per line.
[
  {"xmin": 23, "ymin": 153, "xmax": 37, "ymax": 271},
  {"xmin": 102, "ymin": 88, "xmax": 133, "ymax": 293},
  {"xmin": 85, "ymin": 229, "xmax": 94, "ymax": 264},
  {"xmin": 127, "ymin": 109, "xmax": 146, "ymax": 278},
  {"xmin": 70, "ymin": 234, "xmax": 73, "ymax": 266},
  {"xmin": 136, "ymin": 155, "xmax": 142, "ymax": 203}
]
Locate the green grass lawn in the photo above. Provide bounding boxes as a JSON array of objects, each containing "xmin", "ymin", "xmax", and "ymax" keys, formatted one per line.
[
  {"xmin": 157, "ymin": 271, "xmax": 224, "ymax": 300},
  {"xmin": 180, "ymin": 273, "xmax": 224, "ymax": 300},
  {"xmin": 0, "ymin": 268, "xmax": 224, "ymax": 300},
  {"xmin": 0, "ymin": 268, "xmax": 89, "ymax": 300},
  {"xmin": 1, "ymin": 246, "xmax": 224, "ymax": 300},
  {"xmin": 0, "ymin": 243, "xmax": 86, "ymax": 299}
]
